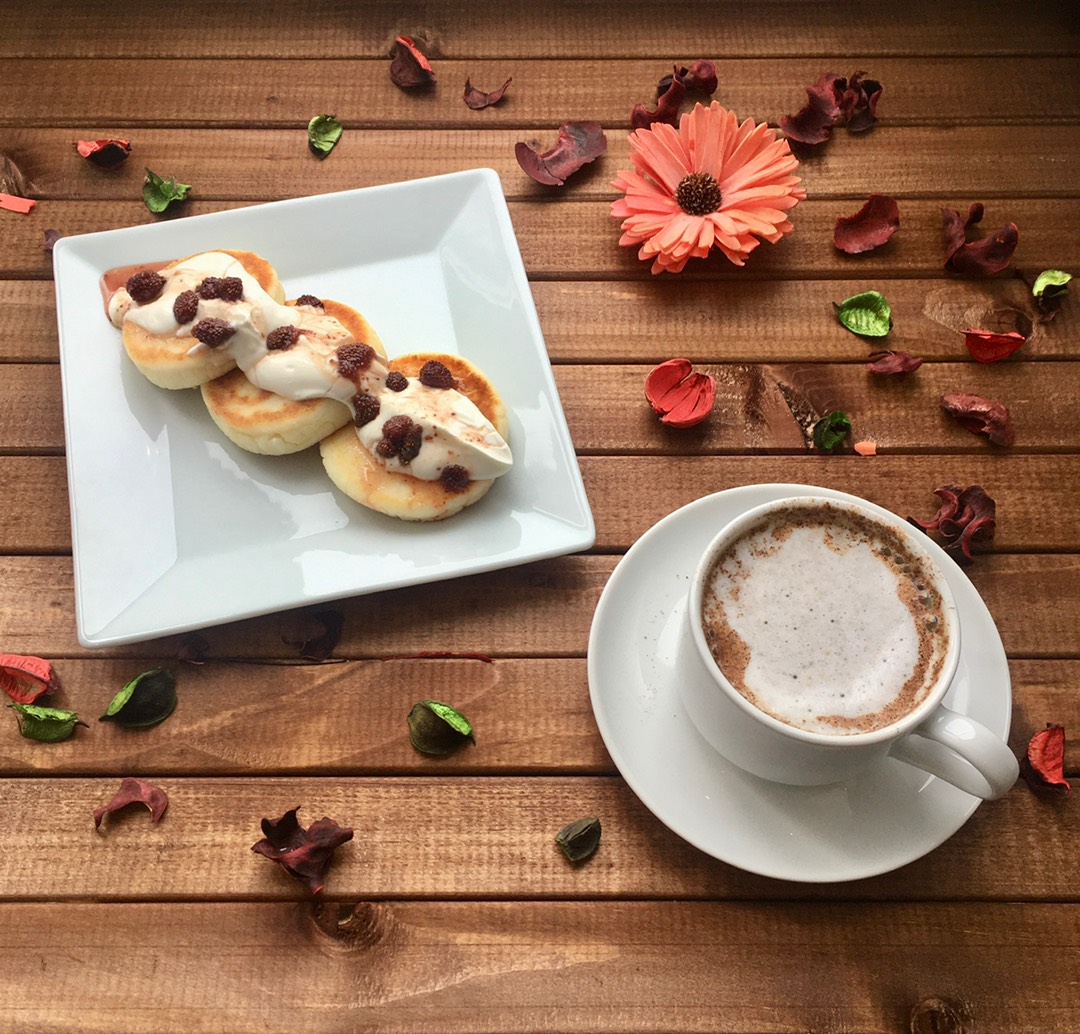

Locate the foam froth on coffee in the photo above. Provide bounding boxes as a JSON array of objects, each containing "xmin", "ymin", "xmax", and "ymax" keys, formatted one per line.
[{"xmin": 700, "ymin": 502, "xmax": 951, "ymax": 735}]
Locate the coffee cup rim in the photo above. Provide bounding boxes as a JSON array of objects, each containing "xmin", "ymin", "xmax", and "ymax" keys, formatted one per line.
[{"xmin": 688, "ymin": 494, "xmax": 962, "ymax": 746}]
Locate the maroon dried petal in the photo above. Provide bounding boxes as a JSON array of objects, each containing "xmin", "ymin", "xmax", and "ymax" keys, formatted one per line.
[
  {"xmin": 1021, "ymin": 724, "xmax": 1072, "ymax": 796},
  {"xmin": 834, "ymin": 194, "xmax": 900, "ymax": 254},
  {"xmin": 909, "ymin": 484, "xmax": 996, "ymax": 565},
  {"xmin": 390, "ymin": 35, "xmax": 436, "ymax": 89},
  {"xmin": 865, "ymin": 349, "xmax": 922, "ymax": 374},
  {"xmin": 295, "ymin": 609, "xmax": 344, "ymax": 662},
  {"xmin": 76, "ymin": 138, "xmax": 132, "ymax": 168},
  {"xmin": 464, "ymin": 76, "xmax": 512, "ymax": 110},
  {"xmin": 839, "ymin": 71, "xmax": 882, "ymax": 132},
  {"xmin": 779, "ymin": 72, "xmax": 845, "ymax": 145},
  {"xmin": 515, "ymin": 122, "xmax": 607, "ymax": 186},
  {"xmin": 42, "ymin": 229, "xmax": 62, "ymax": 253},
  {"xmin": 963, "ymin": 328, "xmax": 1026, "ymax": 362},
  {"xmin": 942, "ymin": 203, "xmax": 1018, "ymax": 277},
  {"xmin": 176, "ymin": 632, "xmax": 209, "ymax": 665},
  {"xmin": 93, "ymin": 777, "xmax": 169, "ymax": 829},
  {"xmin": 251, "ymin": 807, "xmax": 354, "ymax": 894},
  {"xmin": 940, "ymin": 391, "xmax": 1016, "ymax": 446},
  {"xmin": 631, "ymin": 74, "xmax": 686, "ymax": 130}
]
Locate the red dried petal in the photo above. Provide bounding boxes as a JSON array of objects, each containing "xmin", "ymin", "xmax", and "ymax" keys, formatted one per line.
[
  {"xmin": 909, "ymin": 484, "xmax": 996, "ymax": 565},
  {"xmin": 464, "ymin": 76, "xmax": 512, "ymax": 110},
  {"xmin": 962, "ymin": 328, "xmax": 1026, "ymax": 363},
  {"xmin": 940, "ymin": 391, "xmax": 1015, "ymax": 447},
  {"xmin": 0, "ymin": 653, "xmax": 54, "ymax": 704},
  {"xmin": 631, "ymin": 75, "xmax": 686, "ymax": 130},
  {"xmin": 515, "ymin": 122, "xmax": 607, "ymax": 186},
  {"xmin": 834, "ymin": 194, "xmax": 900, "ymax": 254},
  {"xmin": 941, "ymin": 204, "xmax": 1018, "ymax": 277},
  {"xmin": 252, "ymin": 807, "xmax": 354, "ymax": 894},
  {"xmin": 866, "ymin": 350, "xmax": 923, "ymax": 374},
  {"xmin": 779, "ymin": 72, "xmax": 844, "ymax": 145},
  {"xmin": 1022, "ymin": 724, "xmax": 1071, "ymax": 796},
  {"xmin": 390, "ymin": 35, "xmax": 436, "ymax": 88},
  {"xmin": 76, "ymin": 138, "xmax": 131, "ymax": 168},
  {"xmin": 839, "ymin": 71, "xmax": 882, "ymax": 132},
  {"xmin": 644, "ymin": 358, "xmax": 716, "ymax": 428},
  {"xmin": 93, "ymin": 777, "xmax": 169, "ymax": 829},
  {"xmin": 658, "ymin": 60, "xmax": 718, "ymax": 96}
]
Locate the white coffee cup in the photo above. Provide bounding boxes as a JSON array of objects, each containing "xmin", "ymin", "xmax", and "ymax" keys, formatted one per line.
[{"xmin": 682, "ymin": 495, "xmax": 1019, "ymax": 798}]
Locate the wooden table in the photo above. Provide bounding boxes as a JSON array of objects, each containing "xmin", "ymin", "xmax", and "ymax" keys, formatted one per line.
[{"xmin": 2, "ymin": 2, "xmax": 1077, "ymax": 1030}]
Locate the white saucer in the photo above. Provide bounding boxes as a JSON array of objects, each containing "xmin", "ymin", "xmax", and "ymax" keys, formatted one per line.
[{"xmin": 587, "ymin": 484, "xmax": 1013, "ymax": 883}]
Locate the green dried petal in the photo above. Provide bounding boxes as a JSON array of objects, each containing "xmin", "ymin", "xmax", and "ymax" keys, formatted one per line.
[
  {"xmin": 9, "ymin": 703, "xmax": 85, "ymax": 743},
  {"xmin": 407, "ymin": 700, "xmax": 474, "ymax": 756},
  {"xmin": 555, "ymin": 817, "xmax": 602, "ymax": 863},
  {"xmin": 100, "ymin": 668, "xmax": 176, "ymax": 728},
  {"xmin": 1032, "ymin": 269, "xmax": 1072, "ymax": 299},
  {"xmin": 812, "ymin": 410, "xmax": 851, "ymax": 452},
  {"xmin": 307, "ymin": 114, "xmax": 343, "ymax": 158},
  {"xmin": 142, "ymin": 168, "xmax": 191, "ymax": 214},
  {"xmin": 833, "ymin": 290, "xmax": 892, "ymax": 337}
]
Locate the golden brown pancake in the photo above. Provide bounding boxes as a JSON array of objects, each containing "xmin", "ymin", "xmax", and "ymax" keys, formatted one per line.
[
  {"xmin": 200, "ymin": 298, "xmax": 386, "ymax": 455},
  {"xmin": 319, "ymin": 352, "xmax": 509, "ymax": 522},
  {"xmin": 120, "ymin": 249, "xmax": 285, "ymax": 390}
]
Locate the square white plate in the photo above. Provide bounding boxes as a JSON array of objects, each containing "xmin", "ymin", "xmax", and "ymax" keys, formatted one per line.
[{"xmin": 53, "ymin": 169, "xmax": 594, "ymax": 648}]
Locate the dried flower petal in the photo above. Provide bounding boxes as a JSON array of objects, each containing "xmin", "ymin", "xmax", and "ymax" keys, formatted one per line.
[
  {"xmin": 853, "ymin": 439, "xmax": 877, "ymax": 456},
  {"xmin": 0, "ymin": 153, "xmax": 33, "ymax": 197},
  {"xmin": 631, "ymin": 74, "xmax": 686, "ymax": 130},
  {"xmin": 779, "ymin": 72, "xmax": 845, "ymax": 145},
  {"xmin": 76, "ymin": 138, "xmax": 131, "ymax": 168},
  {"xmin": 176, "ymin": 632, "xmax": 210, "ymax": 665},
  {"xmin": 866, "ymin": 350, "xmax": 922, "ymax": 375},
  {"xmin": 942, "ymin": 203, "xmax": 1018, "ymax": 277},
  {"xmin": 909, "ymin": 484, "xmax": 996, "ymax": 564},
  {"xmin": 962, "ymin": 328, "xmax": 1026, "ymax": 363},
  {"xmin": 515, "ymin": 122, "xmax": 607, "ymax": 186},
  {"xmin": 644, "ymin": 358, "xmax": 716, "ymax": 428},
  {"xmin": 8, "ymin": 703, "xmax": 86, "ymax": 743},
  {"xmin": 42, "ymin": 229, "xmax": 62, "ymax": 253},
  {"xmin": 834, "ymin": 194, "xmax": 900, "ymax": 254},
  {"xmin": 142, "ymin": 168, "xmax": 191, "ymax": 214},
  {"xmin": 100, "ymin": 668, "xmax": 177, "ymax": 727},
  {"xmin": 555, "ymin": 817, "xmax": 602, "ymax": 863},
  {"xmin": 834, "ymin": 290, "xmax": 892, "ymax": 337},
  {"xmin": 251, "ymin": 807, "xmax": 354, "ymax": 894},
  {"xmin": 93, "ymin": 777, "xmax": 169, "ymax": 829},
  {"xmin": 657, "ymin": 59, "xmax": 718, "ymax": 96},
  {"xmin": 390, "ymin": 35, "xmax": 435, "ymax": 89},
  {"xmin": 464, "ymin": 76, "xmax": 512, "ymax": 109},
  {"xmin": 0, "ymin": 653, "xmax": 55, "ymax": 704},
  {"xmin": 307, "ymin": 114, "xmax": 342, "ymax": 158},
  {"xmin": 0, "ymin": 193, "xmax": 35, "ymax": 214},
  {"xmin": 292, "ymin": 609, "xmax": 344, "ymax": 661},
  {"xmin": 812, "ymin": 410, "xmax": 851, "ymax": 452},
  {"xmin": 910, "ymin": 997, "xmax": 966, "ymax": 1034},
  {"xmin": 839, "ymin": 71, "xmax": 882, "ymax": 132},
  {"xmin": 1031, "ymin": 269, "xmax": 1072, "ymax": 322},
  {"xmin": 1021, "ymin": 724, "xmax": 1071, "ymax": 796},
  {"xmin": 408, "ymin": 699, "xmax": 475, "ymax": 756},
  {"xmin": 940, "ymin": 391, "xmax": 1015, "ymax": 447}
]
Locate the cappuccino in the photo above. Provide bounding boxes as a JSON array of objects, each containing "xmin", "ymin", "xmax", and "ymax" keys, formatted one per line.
[{"xmin": 700, "ymin": 501, "xmax": 951, "ymax": 735}]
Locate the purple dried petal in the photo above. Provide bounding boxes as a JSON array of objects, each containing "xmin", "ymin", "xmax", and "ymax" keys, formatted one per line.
[{"xmin": 515, "ymin": 122, "xmax": 607, "ymax": 186}]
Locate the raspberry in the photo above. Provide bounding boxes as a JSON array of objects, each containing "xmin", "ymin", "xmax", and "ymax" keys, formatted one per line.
[
  {"xmin": 384, "ymin": 371, "xmax": 408, "ymax": 392},
  {"xmin": 375, "ymin": 438, "xmax": 397, "ymax": 459},
  {"xmin": 172, "ymin": 290, "xmax": 199, "ymax": 324},
  {"xmin": 191, "ymin": 318, "xmax": 236, "ymax": 348},
  {"xmin": 126, "ymin": 270, "xmax": 166, "ymax": 304},
  {"xmin": 266, "ymin": 325, "xmax": 301, "ymax": 351},
  {"xmin": 353, "ymin": 392, "xmax": 381, "ymax": 427},
  {"xmin": 419, "ymin": 359, "xmax": 454, "ymax": 389},
  {"xmin": 439, "ymin": 465, "xmax": 471, "ymax": 493},
  {"xmin": 381, "ymin": 414, "xmax": 414, "ymax": 444},
  {"xmin": 336, "ymin": 343, "xmax": 376, "ymax": 379},
  {"xmin": 397, "ymin": 425, "xmax": 423, "ymax": 463},
  {"xmin": 295, "ymin": 294, "xmax": 324, "ymax": 308}
]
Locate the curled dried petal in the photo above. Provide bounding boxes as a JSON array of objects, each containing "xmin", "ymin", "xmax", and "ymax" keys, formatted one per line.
[
  {"xmin": 940, "ymin": 391, "xmax": 1015, "ymax": 446},
  {"xmin": 252, "ymin": 807, "xmax": 354, "ymax": 894},
  {"xmin": 942, "ymin": 203, "xmax": 1018, "ymax": 277},
  {"xmin": 853, "ymin": 440, "xmax": 877, "ymax": 456},
  {"xmin": 909, "ymin": 484, "xmax": 996, "ymax": 565},
  {"xmin": 779, "ymin": 72, "xmax": 844, "ymax": 144},
  {"xmin": 839, "ymin": 71, "xmax": 882, "ymax": 132},
  {"xmin": 390, "ymin": 35, "xmax": 435, "ymax": 88},
  {"xmin": 962, "ymin": 328, "xmax": 1026, "ymax": 363},
  {"xmin": 834, "ymin": 194, "xmax": 900, "ymax": 254},
  {"xmin": 0, "ymin": 653, "xmax": 55, "ymax": 704},
  {"xmin": 93, "ymin": 777, "xmax": 169, "ymax": 829},
  {"xmin": 515, "ymin": 122, "xmax": 607, "ymax": 186},
  {"xmin": 632, "ymin": 74, "xmax": 686, "ymax": 130},
  {"xmin": 76, "ymin": 138, "xmax": 131, "ymax": 168},
  {"xmin": 464, "ymin": 76, "xmax": 511, "ymax": 109},
  {"xmin": 644, "ymin": 358, "xmax": 716, "ymax": 428},
  {"xmin": 1021, "ymin": 724, "xmax": 1071, "ymax": 796},
  {"xmin": 866, "ymin": 350, "xmax": 922, "ymax": 375}
]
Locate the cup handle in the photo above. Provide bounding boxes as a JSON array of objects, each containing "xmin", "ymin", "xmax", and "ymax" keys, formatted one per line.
[{"xmin": 888, "ymin": 705, "xmax": 1019, "ymax": 799}]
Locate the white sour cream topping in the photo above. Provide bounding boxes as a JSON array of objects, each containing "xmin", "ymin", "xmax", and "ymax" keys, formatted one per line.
[{"xmin": 109, "ymin": 252, "xmax": 513, "ymax": 482}]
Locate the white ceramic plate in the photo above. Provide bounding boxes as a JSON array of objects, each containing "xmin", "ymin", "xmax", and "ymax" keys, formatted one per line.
[
  {"xmin": 588, "ymin": 485, "xmax": 1013, "ymax": 883},
  {"xmin": 53, "ymin": 170, "xmax": 594, "ymax": 647}
]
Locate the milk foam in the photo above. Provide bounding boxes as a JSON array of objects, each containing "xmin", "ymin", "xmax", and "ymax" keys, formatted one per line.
[{"xmin": 701, "ymin": 506, "xmax": 949, "ymax": 735}]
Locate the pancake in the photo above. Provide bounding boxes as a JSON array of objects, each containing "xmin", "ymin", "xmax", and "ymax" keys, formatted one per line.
[
  {"xmin": 119, "ymin": 250, "xmax": 285, "ymax": 390},
  {"xmin": 200, "ymin": 298, "xmax": 387, "ymax": 455},
  {"xmin": 319, "ymin": 352, "xmax": 510, "ymax": 522}
]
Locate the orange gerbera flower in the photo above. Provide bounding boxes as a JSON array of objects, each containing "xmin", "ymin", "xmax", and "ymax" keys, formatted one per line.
[{"xmin": 611, "ymin": 101, "xmax": 806, "ymax": 274}]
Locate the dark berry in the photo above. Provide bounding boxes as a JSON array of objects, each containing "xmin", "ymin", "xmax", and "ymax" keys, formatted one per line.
[
  {"xmin": 384, "ymin": 370, "xmax": 408, "ymax": 392},
  {"xmin": 126, "ymin": 270, "xmax": 166, "ymax": 304},
  {"xmin": 439, "ymin": 465, "xmax": 471, "ymax": 493},
  {"xmin": 266, "ymin": 325, "xmax": 301, "ymax": 351},
  {"xmin": 217, "ymin": 276, "xmax": 244, "ymax": 302},
  {"xmin": 196, "ymin": 277, "xmax": 223, "ymax": 300},
  {"xmin": 375, "ymin": 438, "xmax": 397, "ymax": 459},
  {"xmin": 295, "ymin": 294, "xmax": 324, "ymax": 308},
  {"xmin": 419, "ymin": 359, "xmax": 454, "ymax": 389},
  {"xmin": 172, "ymin": 290, "xmax": 199, "ymax": 324},
  {"xmin": 397, "ymin": 425, "xmax": 423, "ymax": 463},
  {"xmin": 353, "ymin": 392, "xmax": 381, "ymax": 427},
  {"xmin": 336, "ymin": 343, "xmax": 377, "ymax": 379},
  {"xmin": 381, "ymin": 414, "xmax": 414, "ymax": 444},
  {"xmin": 191, "ymin": 318, "xmax": 236, "ymax": 348}
]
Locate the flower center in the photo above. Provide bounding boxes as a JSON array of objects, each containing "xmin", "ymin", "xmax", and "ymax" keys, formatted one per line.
[{"xmin": 675, "ymin": 172, "xmax": 722, "ymax": 216}]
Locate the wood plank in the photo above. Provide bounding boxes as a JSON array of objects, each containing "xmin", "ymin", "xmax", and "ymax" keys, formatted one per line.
[
  {"xmin": 0, "ymin": 554, "xmax": 1077, "ymax": 660},
  {"xmin": 7, "ymin": 126, "xmax": 1080, "ymax": 202},
  {"xmin": 3, "ymin": 57, "xmax": 1079, "ymax": 129},
  {"xmin": 6, "ymin": 454, "xmax": 1080, "ymax": 554},
  {"xmin": 0, "ymin": 657, "xmax": 1072, "ymax": 778},
  {"xmin": 2, "ymin": 0, "xmax": 1075, "ymax": 58},
  {"xmin": 4, "ymin": 199, "xmax": 1076, "ymax": 281},
  {"xmin": 0, "ymin": 775, "xmax": 1076, "ymax": 901},
  {"xmin": 7, "ymin": 277, "xmax": 1075, "ymax": 365}
]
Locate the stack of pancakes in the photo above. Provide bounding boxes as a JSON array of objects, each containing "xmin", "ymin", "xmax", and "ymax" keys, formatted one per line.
[{"xmin": 115, "ymin": 250, "xmax": 509, "ymax": 522}]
